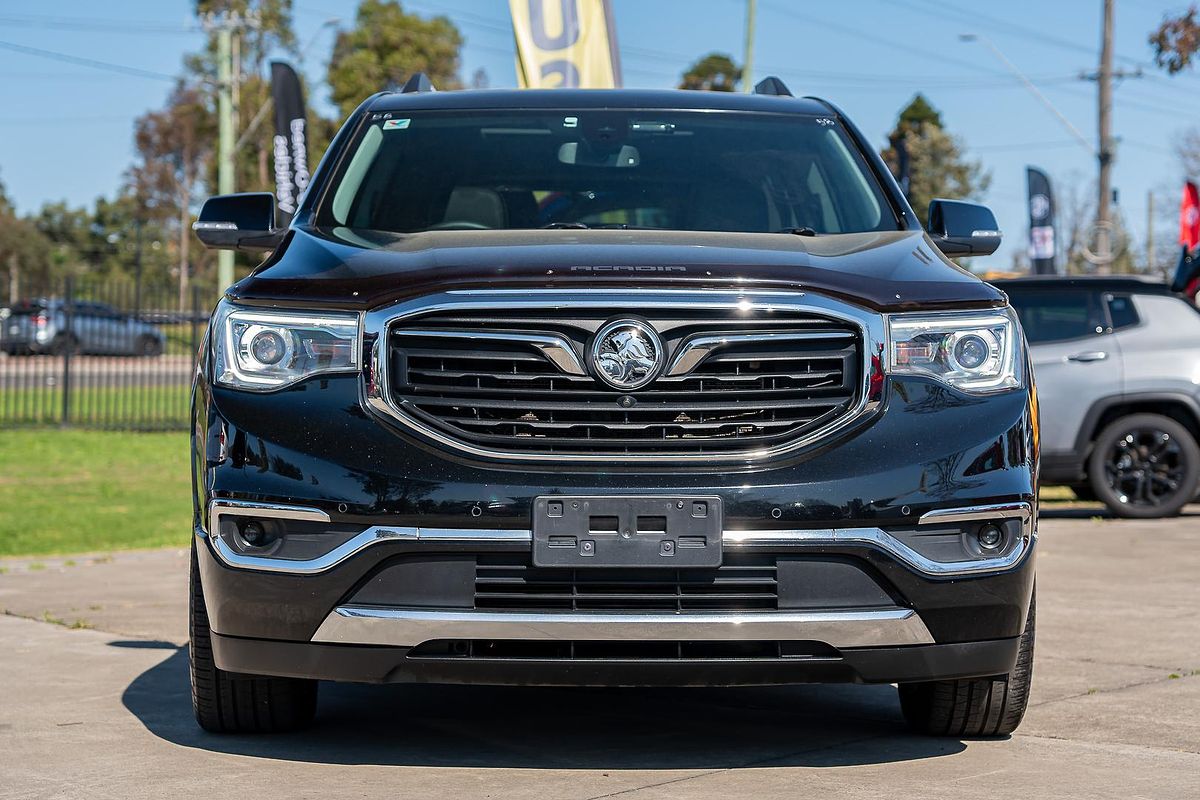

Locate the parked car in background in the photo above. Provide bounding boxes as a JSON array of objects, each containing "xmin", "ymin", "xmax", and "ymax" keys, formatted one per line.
[
  {"xmin": 0, "ymin": 298, "xmax": 165, "ymax": 356},
  {"xmin": 996, "ymin": 276, "xmax": 1200, "ymax": 518}
]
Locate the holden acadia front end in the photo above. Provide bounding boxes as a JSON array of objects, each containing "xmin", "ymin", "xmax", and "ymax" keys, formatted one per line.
[{"xmin": 189, "ymin": 83, "xmax": 1037, "ymax": 737}]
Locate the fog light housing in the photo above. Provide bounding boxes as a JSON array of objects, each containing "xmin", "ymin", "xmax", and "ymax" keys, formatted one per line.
[
  {"xmin": 977, "ymin": 523, "xmax": 1004, "ymax": 550},
  {"xmin": 239, "ymin": 520, "xmax": 276, "ymax": 548}
]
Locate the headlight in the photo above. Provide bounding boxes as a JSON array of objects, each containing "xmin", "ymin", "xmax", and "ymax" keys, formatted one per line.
[
  {"xmin": 886, "ymin": 307, "xmax": 1021, "ymax": 394},
  {"xmin": 212, "ymin": 300, "xmax": 359, "ymax": 391}
]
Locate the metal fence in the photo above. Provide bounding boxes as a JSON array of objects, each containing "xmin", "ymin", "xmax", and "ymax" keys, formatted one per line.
[{"xmin": 0, "ymin": 278, "xmax": 210, "ymax": 431}]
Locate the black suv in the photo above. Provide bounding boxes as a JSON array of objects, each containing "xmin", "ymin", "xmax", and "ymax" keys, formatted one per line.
[{"xmin": 189, "ymin": 79, "xmax": 1037, "ymax": 738}]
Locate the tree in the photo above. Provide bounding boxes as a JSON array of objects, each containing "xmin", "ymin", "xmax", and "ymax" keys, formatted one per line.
[
  {"xmin": 131, "ymin": 84, "xmax": 214, "ymax": 309},
  {"xmin": 0, "ymin": 174, "xmax": 53, "ymax": 301},
  {"xmin": 1150, "ymin": 6, "xmax": 1200, "ymax": 74},
  {"xmin": 881, "ymin": 94, "xmax": 990, "ymax": 226},
  {"xmin": 893, "ymin": 93, "xmax": 942, "ymax": 130},
  {"xmin": 678, "ymin": 53, "xmax": 742, "ymax": 91},
  {"xmin": 327, "ymin": 0, "xmax": 463, "ymax": 118},
  {"xmin": 1174, "ymin": 127, "xmax": 1200, "ymax": 178}
]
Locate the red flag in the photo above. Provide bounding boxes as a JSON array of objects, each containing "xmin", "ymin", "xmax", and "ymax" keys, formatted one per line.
[{"xmin": 1180, "ymin": 181, "xmax": 1200, "ymax": 250}]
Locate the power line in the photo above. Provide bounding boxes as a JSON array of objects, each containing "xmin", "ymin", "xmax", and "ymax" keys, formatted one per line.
[
  {"xmin": 0, "ymin": 39, "xmax": 178, "ymax": 83},
  {"xmin": 759, "ymin": 1, "xmax": 1011, "ymax": 79},
  {"xmin": 908, "ymin": 0, "xmax": 1200, "ymax": 111},
  {"xmin": 892, "ymin": 0, "xmax": 1149, "ymax": 69},
  {"xmin": 0, "ymin": 13, "xmax": 197, "ymax": 34},
  {"xmin": 0, "ymin": 115, "xmax": 132, "ymax": 126},
  {"xmin": 971, "ymin": 140, "xmax": 1088, "ymax": 153},
  {"xmin": 1122, "ymin": 138, "xmax": 1177, "ymax": 157}
]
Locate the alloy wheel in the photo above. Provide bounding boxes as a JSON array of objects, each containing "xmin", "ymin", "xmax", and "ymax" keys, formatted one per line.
[{"xmin": 1103, "ymin": 427, "xmax": 1187, "ymax": 509}]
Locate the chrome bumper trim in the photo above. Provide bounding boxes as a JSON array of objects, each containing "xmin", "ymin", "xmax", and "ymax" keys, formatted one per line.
[
  {"xmin": 918, "ymin": 501, "xmax": 1034, "ymax": 537},
  {"xmin": 727, "ymin": 500, "xmax": 1035, "ymax": 577},
  {"xmin": 204, "ymin": 500, "xmax": 528, "ymax": 575},
  {"xmin": 202, "ymin": 499, "xmax": 1034, "ymax": 577},
  {"xmin": 726, "ymin": 526, "xmax": 1032, "ymax": 576},
  {"xmin": 311, "ymin": 607, "xmax": 935, "ymax": 648}
]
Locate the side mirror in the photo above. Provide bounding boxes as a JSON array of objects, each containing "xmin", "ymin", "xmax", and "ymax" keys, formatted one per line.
[
  {"xmin": 926, "ymin": 199, "xmax": 1002, "ymax": 257},
  {"xmin": 192, "ymin": 193, "xmax": 283, "ymax": 252}
]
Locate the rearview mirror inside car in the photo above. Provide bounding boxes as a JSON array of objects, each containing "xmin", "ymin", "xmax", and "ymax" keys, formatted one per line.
[
  {"xmin": 926, "ymin": 199, "xmax": 1002, "ymax": 257},
  {"xmin": 557, "ymin": 141, "xmax": 641, "ymax": 168},
  {"xmin": 193, "ymin": 193, "xmax": 284, "ymax": 252}
]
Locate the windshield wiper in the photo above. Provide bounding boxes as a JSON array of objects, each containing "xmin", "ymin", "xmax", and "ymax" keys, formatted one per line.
[
  {"xmin": 538, "ymin": 222, "xmax": 663, "ymax": 230},
  {"xmin": 777, "ymin": 227, "xmax": 818, "ymax": 236}
]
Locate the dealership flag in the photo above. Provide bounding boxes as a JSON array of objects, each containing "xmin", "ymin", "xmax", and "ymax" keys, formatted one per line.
[
  {"xmin": 270, "ymin": 61, "xmax": 310, "ymax": 219},
  {"xmin": 1179, "ymin": 181, "xmax": 1200, "ymax": 250},
  {"xmin": 1026, "ymin": 167, "xmax": 1057, "ymax": 275},
  {"xmin": 1171, "ymin": 181, "xmax": 1200, "ymax": 295},
  {"xmin": 509, "ymin": 0, "xmax": 622, "ymax": 88}
]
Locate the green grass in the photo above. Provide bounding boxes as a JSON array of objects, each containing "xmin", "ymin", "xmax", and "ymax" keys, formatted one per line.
[
  {"xmin": 0, "ymin": 386, "xmax": 190, "ymax": 428},
  {"xmin": 1039, "ymin": 485, "xmax": 1076, "ymax": 502},
  {"xmin": 0, "ymin": 430, "xmax": 190, "ymax": 556}
]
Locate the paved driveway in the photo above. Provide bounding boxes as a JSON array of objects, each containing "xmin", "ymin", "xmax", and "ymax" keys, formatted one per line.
[{"xmin": 1, "ymin": 508, "xmax": 1198, "ymax": 799}]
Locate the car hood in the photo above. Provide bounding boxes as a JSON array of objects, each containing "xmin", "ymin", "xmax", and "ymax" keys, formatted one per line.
[{"xmin": 229, "ymin": 226, "xmax": 1005, "ymax": 312}]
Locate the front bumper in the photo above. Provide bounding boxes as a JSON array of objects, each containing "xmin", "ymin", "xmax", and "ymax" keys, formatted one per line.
[{"xmin": 194, "ymin": 499, "xmax": 1036, "ymax": 686}]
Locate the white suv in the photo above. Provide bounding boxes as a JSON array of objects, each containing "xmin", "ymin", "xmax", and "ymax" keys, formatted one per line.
[{"xmin": 998, "ymin": 276, "xmax": 1200, "ymax": 517}]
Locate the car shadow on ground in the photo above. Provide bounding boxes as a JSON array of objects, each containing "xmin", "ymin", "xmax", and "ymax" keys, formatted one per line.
[{"xmin": 121, "ymin": 646, "xmax": 969, "ymax": 769}]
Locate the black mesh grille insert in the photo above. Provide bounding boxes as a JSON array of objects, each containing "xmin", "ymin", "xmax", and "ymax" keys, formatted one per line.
[
  {"xmin": 407, "ymin": 639, "xmax": 841, "ymax": 661},
  {"xmin": 475, "ymin": 552, "xmax": 779, "ymax": 612},
  {"xmin": 385, "ymin": 307, "xmax": 862, "ymax": 456}
]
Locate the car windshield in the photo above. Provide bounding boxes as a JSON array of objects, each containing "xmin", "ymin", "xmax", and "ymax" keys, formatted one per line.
[{"xmin": 318, "ymin": 110, "xmax": 899, "ymax": 235}]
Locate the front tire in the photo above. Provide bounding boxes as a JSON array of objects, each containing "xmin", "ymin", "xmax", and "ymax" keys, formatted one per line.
[
  {"xmin": 1087, "ymin": 413, "xmax": 1200, "ymax": 519},
  {"xmin": 898, "ymin": 591, "xmax": 1035, "ymax": 738},
  {"xmin": 190, "ymin": 542, "xmax": 318, "ymax": 733}
]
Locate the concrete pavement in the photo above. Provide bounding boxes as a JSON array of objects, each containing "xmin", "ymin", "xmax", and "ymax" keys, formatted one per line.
[{"xmin": 1, "ymin": 507, "xmax": 1198, "ymax": 799}]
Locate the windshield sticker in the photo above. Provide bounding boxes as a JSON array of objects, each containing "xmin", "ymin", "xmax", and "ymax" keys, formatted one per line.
[{"xmin": 382, "ymin": 118, "xmax": 411, "ymax": 131}]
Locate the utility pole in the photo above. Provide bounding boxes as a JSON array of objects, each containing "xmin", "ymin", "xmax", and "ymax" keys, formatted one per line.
[
  {"xmin": 1096, "ymin": 0, "xmax": 1114, "ymax": 273},
  {"xmin": 133, "ymin": 215, "xmax": 143, "ymax": 317},
  {"xmin": 216, "ymin": 20, "xmax": 236, "ymax": 295},
  {"xmin": 742, "ymin": 0, "xmax": 756, "ymax": 92},
  {"xmin": 203, "ymin": 11, "xmax": 254, "ymax": 297},
  {"xmin": 1147, "ymin": 191, "xmax": 1155, "ymax": 273},
  {"xmin": 1078, "ymin": 1, "xmax": 1140, "ymax": 273},
  {"xmin": 7, "ymin": 253, "xmax": 17, "ymax": 305}
]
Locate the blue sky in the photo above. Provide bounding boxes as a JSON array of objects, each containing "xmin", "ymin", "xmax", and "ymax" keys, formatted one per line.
[{"xmin": 1, "ymin": 0, "xmax": 1198, "ymax": 270}]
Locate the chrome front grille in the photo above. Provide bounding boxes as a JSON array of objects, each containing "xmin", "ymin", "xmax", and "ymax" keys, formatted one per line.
[
  {"xmin": 385, "ymin": 309, "xmax": 859, "ymax": 456},
  {"xmin": 364, "ymin": 291, "xmax": 877, "ymax": 462}
]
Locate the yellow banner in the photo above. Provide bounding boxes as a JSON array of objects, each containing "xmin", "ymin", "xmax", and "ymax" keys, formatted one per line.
[{"xmin": 510, "ymin": 0, "xmax": 622, "ymax": 89}]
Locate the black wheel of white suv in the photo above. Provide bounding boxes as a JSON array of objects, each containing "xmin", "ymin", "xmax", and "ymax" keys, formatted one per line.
[
  {"xmin": 898, "ymin": 591, "xmax": 1035, "ymax": 738},
  {"xmin": 190, "ymin": 542, "xmax": 318, "ymax": 733},
  {"xmin": 1087, "ymin": 413, "xmax": 1200, "ymax": 519}
]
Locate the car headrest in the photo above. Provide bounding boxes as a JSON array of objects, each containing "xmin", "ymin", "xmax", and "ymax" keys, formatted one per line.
[{"xmin": 443, "ymin": 187, "xmax": 506, "ymax": 229}]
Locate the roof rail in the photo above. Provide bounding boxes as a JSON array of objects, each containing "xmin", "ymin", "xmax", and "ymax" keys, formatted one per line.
[
  {"xmin": 400, "ymin": 73, "xmax": 435, "ymax": 94},
  {"xmin": 753, "ymin": 76, "xmax": 793, "ymax": 97}
]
